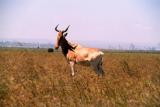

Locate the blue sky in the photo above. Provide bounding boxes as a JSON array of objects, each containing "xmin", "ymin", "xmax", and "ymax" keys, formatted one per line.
[{"xmin": 0, "ymin": 0, "xmax": 160, "ymax": 46}]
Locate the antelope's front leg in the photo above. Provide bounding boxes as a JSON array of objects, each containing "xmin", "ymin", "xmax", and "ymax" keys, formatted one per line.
[{"xmin": 69, "ymin": 61, "xmax": 75, "ymax": 76}]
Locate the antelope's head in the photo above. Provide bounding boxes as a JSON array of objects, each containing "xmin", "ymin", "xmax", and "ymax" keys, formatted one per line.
[{"xmin": 54, "ymin": 24, "xmax": 70, "ymax": 49}]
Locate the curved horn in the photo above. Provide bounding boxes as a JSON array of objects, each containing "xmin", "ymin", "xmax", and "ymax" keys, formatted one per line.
[
  {"xmin": 62, "ymin": 25, "xmax": 70, "ymax": 33},
  {"xmin": 55, "ymin": 24, "xmax": 59, "ymax": 32}
]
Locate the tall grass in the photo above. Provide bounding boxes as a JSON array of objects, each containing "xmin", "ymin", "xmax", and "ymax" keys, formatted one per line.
[{"xmin": 0, "ymin": 48, "xmax": 160, "ymax": 107}]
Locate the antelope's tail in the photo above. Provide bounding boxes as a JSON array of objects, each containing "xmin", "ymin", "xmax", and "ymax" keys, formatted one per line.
[{"xmin": 99, "ymin": 51, "xmax": 104, "ymax": 55}]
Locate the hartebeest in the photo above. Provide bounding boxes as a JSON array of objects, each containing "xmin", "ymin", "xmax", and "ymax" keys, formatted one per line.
[{"xmin": 54, "ymin": 25, "xmax": 104, "ymax": 76}]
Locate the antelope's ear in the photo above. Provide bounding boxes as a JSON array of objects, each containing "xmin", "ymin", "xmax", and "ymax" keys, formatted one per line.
[{"xmin": 63, "ymin": 33, "xmax": 68, "ymax": 37}]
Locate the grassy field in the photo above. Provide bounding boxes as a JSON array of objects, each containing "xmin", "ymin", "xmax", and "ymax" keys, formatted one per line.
[{"xmin": 0, "ymin": 48, "xmax": 160, "ymax": 107}]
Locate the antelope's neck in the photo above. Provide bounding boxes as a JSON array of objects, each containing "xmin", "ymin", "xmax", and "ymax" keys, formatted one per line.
[{"xmin": 60, "ymin": 38, "xmax": 75, "ymax": 57}]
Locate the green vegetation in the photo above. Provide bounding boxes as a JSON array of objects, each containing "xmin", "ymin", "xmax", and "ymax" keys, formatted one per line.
[{"xmin": 0, "ymin": 48, "xmax": 160, "ymax": 107}]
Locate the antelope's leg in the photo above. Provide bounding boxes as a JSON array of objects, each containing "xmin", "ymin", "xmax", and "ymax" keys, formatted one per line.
[
  {"xmin": 90, "ymin": 60, "xmax": 100, "ymax": 75},
  {"xmin": 90, "ymin": 56, "xmax": 104, "ymax": 76},
  {"xmin": 97, "ymin": 57, "xmax": 105, "ymax": 76},
  {"xmin": 69, "ymin": 61, "xmax": 75, "ymax": 76}
]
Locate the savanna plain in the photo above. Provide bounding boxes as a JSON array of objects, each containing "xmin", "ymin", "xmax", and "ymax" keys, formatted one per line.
[{"xmin": 0, "ymin": 48, "xmax": 160, "ymax": 107}]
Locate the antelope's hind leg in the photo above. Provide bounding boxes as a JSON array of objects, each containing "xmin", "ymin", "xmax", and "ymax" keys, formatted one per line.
[
  {"xmin": 90, "ymin": 56, "xmax": 104, "ymax": 76},
  {"xmin": 90, "ymin": 60, "xmax": 101, "ymax": 76},
  {"xmin": 97, "ymin": 56, "xmax": 105, "ymax": 76}
]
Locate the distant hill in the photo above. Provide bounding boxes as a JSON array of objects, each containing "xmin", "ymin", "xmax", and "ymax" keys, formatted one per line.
[
  {"xmin": 0, "ymin": 41, "xmax": 54, "ymax": 49},
  {"xmin": 0, "ymin": 40, "xmax": 160, "ymax": 51}
]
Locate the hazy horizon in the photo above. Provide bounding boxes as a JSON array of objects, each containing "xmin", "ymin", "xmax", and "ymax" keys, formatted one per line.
[{"xmin": 1, "ymin": 0, "xmax": 160, "ymax": 48}]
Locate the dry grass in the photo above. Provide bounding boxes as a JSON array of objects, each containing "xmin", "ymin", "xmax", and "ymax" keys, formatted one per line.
[{"xmin": 0, "ymin": 48, "xmax": 160, "ymax": 107}]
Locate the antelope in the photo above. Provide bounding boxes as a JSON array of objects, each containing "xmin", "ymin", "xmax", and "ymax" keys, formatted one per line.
[{"xmin": 54, "ymin": 25, "xmax": 104, "ymax": 76}]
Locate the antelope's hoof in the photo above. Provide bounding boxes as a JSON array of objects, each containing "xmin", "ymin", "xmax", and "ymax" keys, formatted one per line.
[{"xmin": 71, "ymin": 73, "xmax": 75, "ymax": 76}]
